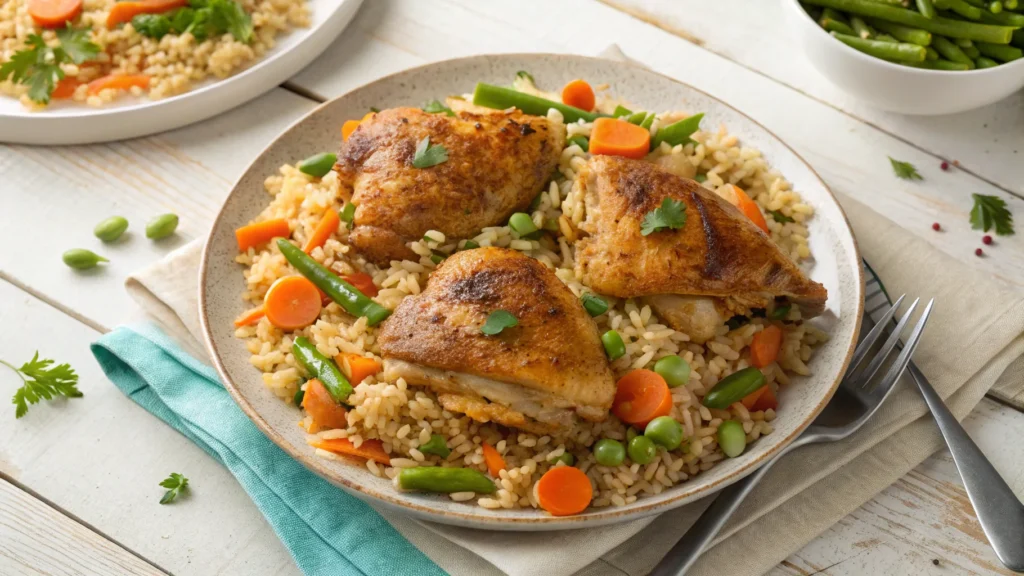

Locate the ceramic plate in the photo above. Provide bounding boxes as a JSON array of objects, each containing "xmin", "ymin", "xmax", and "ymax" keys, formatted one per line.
[
  {"xmin": 199, "ymin": 54, "xmax": 864, "ymax": 531},
  {"xmin": 0, "ymin": 0, "xmax": 362, "ymax": 145}
]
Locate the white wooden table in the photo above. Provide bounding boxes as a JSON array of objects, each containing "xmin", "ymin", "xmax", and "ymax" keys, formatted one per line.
[{"xmin": 2, "ymin": 1, "xmax": 1023, "ymax": 574}]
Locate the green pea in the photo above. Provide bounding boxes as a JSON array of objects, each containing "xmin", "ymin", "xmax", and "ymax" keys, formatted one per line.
[
  {"xmin": 644, "ymin": 416, "xmax": 684, "ymax": 450},
  {"xmin": 62, "ymin": 248, "xmax": 108, "ymax": 270},
  {"xmin": 601, "ymin": 330, "xmax": 626, "ymax": 361},
  {"xmin": 509, "ymin": 212, "xmax": 538, "ymax": 236},
  {"xmin": 419, "ymin": 434, "xmax": 451, "ymax": 458},
  {"xmin": 93, "ymin": 216, "xmax": 129, "ymax": 242},
  {"xmin": 549, "ymin": 452, "xmax": 575, "ymax": 466},
  {"xmin": 654, "ymin": 355, "xmax": 691, "ymax": 388},
  {"xmin": 593, "ymin": 438, "xmax": 625, "ymax": 467},
  {"xmin": 627, "ymin": 435, "xmax": 657, "ymax": 465},
  {"xmin": 580, "ymin": 293, "xmax": 608, "ymax": 317},
  {"xmin": 146, "ymin": 213, "xmax": 179, "ymax": 240},
  {"xmin": 293, "ymin": 386, "xmax": 305, "ymax": 407},
  {"xmin": 702, "ymin": 367, "xmax": 766, "ymax": 409},
  {"xmin": 298, "ymin": 152, "xmax": 338, "ymax": 178},
  {"xmin": 694, "ymin": 173, "xmax": 707, "ymax": 183},
  {"xmin": 717, "ymin": 420, "xmax": 746, "ymax": 458},
  {"xmin": 625, "ymin": 427, "xmax": 638, "ymax": 443}
]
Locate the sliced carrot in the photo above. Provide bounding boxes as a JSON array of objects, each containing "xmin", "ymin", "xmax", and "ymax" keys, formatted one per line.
[
  {"xmin": 51, "ymin": 77, "xmax": 81, "ymax": 99},
  {"xmin": 612, "ymin": 369, "xmax": 672, "ymax": 428},
  {"xmin": 336, "ymin": 353, "xmax": 381, "ymax": 385},
  {"xmin": 86, "ymin": 74, "xmax": 150, "ymax": 96},
  {"xmin": 740, "ymin": 385, "xmax": 766, "ymax": 411},
  {"xmin": 312, "ymin": 437, "xmax": 391, "ymax": 465},
  {"xmin": 589, "ymin": 117, "xmax": 651, "ymax": 160},
  {"xmin": 561, "ymin": 79, "xmax": 595, "ymax": 112},
  {"xmin": 482, "ymin": 442, "xmax": 506, "ymax": 477},
  {"xmin": 29, "ymin": 0, "xmax": 83, "ymax": 28},
  {"xmin": 750, "ymin": 325, "xmax": 783, "ymax": 368},
  {"xmin": 361, "ymin": 112, "xmax": 375, "ymax": 122},
  {"xmin": 263, "ymin": 276, "xmax": 322, "ymax": 331},
  {"xmin": 233, "ymin": 305, "xmax": 266, "ymax": 328},
  {"xmin": 302, "ymin": 209, "xmax": 340, "ymax": 253},
  {"xmin": 536, "ymin": 466, "xmax": 593, "ymax": 516},
  {"xmin": 342, "ymin": 272, "xmax": 378, "ymax": 297},
  {"xmin": 732, "ymin": 186, "xmax": 770, "ymax": 234},
  {"xmin": 751, "ymin": 386, "xmax": 778, "ymax": 412},
  {"xmin": 342, "ymin": 120, "xmax": 361, "ymax": 141},
  {"xmin": 302, "ymin": 379, "xmax": 349, "ymax": 430},
  {"xmin": 106, "ymin": 0, "xmax": 187, "ymax": 27},
  {"xmin": 235, "ymin": 218, "xmax": 291, "ymax": 252}
]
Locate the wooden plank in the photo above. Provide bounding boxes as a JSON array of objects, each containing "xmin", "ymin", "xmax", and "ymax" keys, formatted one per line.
[
  {"xmin": 0, "ymin": 478, "xmax": 162, "ymax": 576},
  {"xmin": 599, "ymin": 0, "xmax": 1024, "ymax": 198}
]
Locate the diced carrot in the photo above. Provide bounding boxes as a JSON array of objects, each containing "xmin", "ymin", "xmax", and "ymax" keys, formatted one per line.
[
  {"xmin": 86, "ymin": 74, "xmax": 150, "ymax": 96},
  {"xmin": 302, "ymin": 209, "xmax": 340, "ymax": 253},
  {"xmin": 342, "ymin": 272, "xmax": 378, "ymax": 297},
  {"xmin": 732, "ymin": 186, "xmax": 770, "ymax": 234},
  {"xmin": 612, "ymin": 369, "xmax": 672, "ymax": 428},
  {"xmin": 233, "ymin": 305, "xmax": 266, "ymax": 327},
  {"xmin": 536, "ymin": 466, "xmax": 593, "ymax": 516},
  {"xmin": 482, "ymin": 442, "xmax": 506, "ymax": 477},
  {"xmin": 589, "ymin": 118, "xmax": 651, "ymax": 160},
  {"xmin": 106, "ymin": 0, "xmax": 187, "ymax": 27},
  {"xmin": 29, "ymin": 0, "xmax": 83, "ymax": 28},
  {"xmin": 336, "ymin": 353, "xmax": 381, "ymax": 385},
  {"xmin": 740, "ymin": 385, "xmax": 766, "ymax": 411},
  {"xmin": 263, "ymin": 276, "xmax": 322, "ymax": 331},
  {"xmin": 361, "ymin": 112, "xmax": 375, "ymax": 122},
  {"xmin": 750, "ymin": 325, "xmax": 783, "ymax": 368},
  {"xmin": 342, "ymin": 120, "xmax": 361, "ymax": 141},
  {"xmin": 561, "ymin": 79, "xmax": 595, "ymax": 112},
  {"xmin": 302, "ymin": 379, "xmax": 349, "ymax": 430},
  {"xmin": 312, "ymin": 437, "xmax": 391, "ymax": 465},
  {"xmin": 235, "ymin": 218, "xmax": 291, "ymax": 252},
  {"xmin": 751, "ymin": 386, "xmax": 778, "ymax": 412},
  {"xmin": 51, "ymin": 77, "xmax": 81, "ymax": 99}
]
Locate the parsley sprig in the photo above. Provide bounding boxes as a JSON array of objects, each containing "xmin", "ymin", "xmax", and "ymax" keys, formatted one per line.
[
  {"xmin": 412, "ymin": 136, "xmax": 449, "ymax": 169},
  {"xmin": 0, "ymin": 26, "xmax": 100, "ymax": 104},
  {"xmin": 159, "ymin": 473, "xmax": 190, "ymax": 504},
  {"xmin": 423, "ymin": 99, "xmax": 454, "ymax": 117},
  {"xmin": 481, "ymin": 310, "xmax": 518, "ymax": 335},
  {"xmin": 640, "ymin": 198, "xmax": 687, "ymax": 236},
  {"xmin": 889, "ymin": 157, "xmax": 922, "ymax": 181},
  {"xmin": 3, "ymin": 352, "xmax": 82, "ymax": 419},
  {"xmin": 971, "ymin": 194, "xmax": 1014, "ymax": 236},
  {"xmin": 130, "ymin": 0, "xmax": 252, "ymax": 42}
]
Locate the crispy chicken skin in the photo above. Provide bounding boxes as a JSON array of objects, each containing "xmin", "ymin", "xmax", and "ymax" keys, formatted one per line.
[
  {"xmin": 574, "ymin": 156, "xmax": 827, "ymax": 332},
  {"xmin": 377, "ymin": 247, "xmax": 616, "ymax": 433},
  {"xmin": 335, "ymin": 107, "xmax": 565, "ymax": 265}
]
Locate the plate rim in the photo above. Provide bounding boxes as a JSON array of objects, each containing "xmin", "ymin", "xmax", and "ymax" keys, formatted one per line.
[{"xmin": 198, "ymin": 52, "xmax": 865, "ymax": 529}]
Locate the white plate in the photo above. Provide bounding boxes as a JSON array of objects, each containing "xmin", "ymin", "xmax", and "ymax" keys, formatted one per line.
[{"xmin": 0, "ymin": 0, "xmax": 362, "ymax": 145}]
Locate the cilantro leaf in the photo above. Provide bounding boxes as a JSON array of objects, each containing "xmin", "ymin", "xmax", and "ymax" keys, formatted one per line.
[
  {"xmin": 423, "ymin": 99, "xmax": 454, "ymax": 117},
  {"xmin": 4, "ymin": 352, "xmax": 82, "ymax": 419},
  {"xmin": 767, "ymin": 209, "xmax": 794, "ymax": 224},
  {"xmin": 970, "ymin": 194, "xmax": 1014, "ymax": 236},
  {"xmin": 56, "ymin": 26, "xmax": 101, "ymax": 64},
  {"xmin": 640, "ymin": 198, "xmax": 687, "ymax": 236},
  {"xmin": 481, "ymin": 310, "xmax": 518, "ymax": 335},
  {"xmin": 515, "ymin": 70, "xmax": 534, "ymax": 84},
  {"xmin": 412, "ymin": 136, "xmax": 448, "ymax": 169},
  {"xmin": 889, "ymin": 157, "xmax": 922, "ymax": 180},
  {"xmin": 159, "ymin": 472, "xmax": 190, "ymax": 504}
]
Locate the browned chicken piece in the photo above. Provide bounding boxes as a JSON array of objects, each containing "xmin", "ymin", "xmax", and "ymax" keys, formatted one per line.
[
  {"xmin": 377, "ymin": 247, "xmax": 616, "ymax": 434},
  {"xmin": 574, "ymin": 156, "xmax": 827, "ymax": 342},
  {"xmin": 335, "ymin": 107, "xmax": 565, "ymax": 265}
]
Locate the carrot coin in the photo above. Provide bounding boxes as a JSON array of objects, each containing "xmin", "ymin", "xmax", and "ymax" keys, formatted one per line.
[{"xmin": 263, "ymin": 276, "xmax": 322, "ymax": 330}]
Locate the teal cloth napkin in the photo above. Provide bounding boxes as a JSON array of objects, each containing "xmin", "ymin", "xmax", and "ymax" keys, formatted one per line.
[{"xmin": 91, "ymin": 323, "xmax": 447, "ymax": 576}]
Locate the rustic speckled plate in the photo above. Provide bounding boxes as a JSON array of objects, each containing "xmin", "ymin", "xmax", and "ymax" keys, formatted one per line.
[{"xmin": 199, "ymin": 54, "xmax": 864, "ymax": 531}]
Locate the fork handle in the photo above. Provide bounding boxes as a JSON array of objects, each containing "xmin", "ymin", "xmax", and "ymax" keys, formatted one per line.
[{"xmin": 910, "ymin": 363, "xmax": 1024, "ymax": 572}]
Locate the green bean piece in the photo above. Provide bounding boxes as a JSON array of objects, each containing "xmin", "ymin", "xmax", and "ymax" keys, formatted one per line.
[
  {"xmin": 612, "ymin": 105, "xmax": 633, "ymax": 118},
  {"xmin": 339, "ymin": 203, "xmax": 356, "ymax": 229},
  {"xmin": 626, "ymin": 111, "xmax": 649, "ymax": 125},
  {"xmin": 277, "ymin": 239, "xmax": 391, "ymax": 326},
  {"xmin": 601, "ymin": 330, "xmax": 626, "ymax": 361},
  {"xmin": 627, "ymin": 435, "xmax": 657, "ymax": 465},
  {"xmin": 870, "ymin": 19, "xmax": 933, "ymax": 44},
  {"xmin": 397, "ymin": 467, "xmax": 496, "ymax": 494},
  {"xmin": 509, "ymin": 212, "xmax": 539, "ymax": 236},
  {"xmin": 419, "ymin": 434, "xmax": 452, "ymax": 458},
  {"xmin": 549, "ymin": 452, "xmax": 575, "ymax": 466},
  {"xmin": 977, "ymin": 40, "xmax": 1023, "ymax": 60},
  {"xmin": 955, "ymin": 37, "xmax": 974, "ymax": 47},
  {"xmin": 933, "ymin": 0, "xmax": 983, "ymax": 18},
  {"xmin": 1005, "ymin": 0, "xmax": 1018, "ymax": 8},
  {"xmin": 644, "ymin": 416, "xmax": 684, "ymax": 450},
  {"xmin": 62, "ymin": 248, "xmax": 108, "ymax": 270},
  {"xmin": 651, "ymin": 113, "xmax": 704, "ymax": 150},
  {"xmin": 979, "ymin": 7, "xmax": 1024, "ymax": 25},
  {"xmin": 963, "ymin": 44, "xmax": 981, "ymax": 58},
  {"xmin": 932, "ymin": 35, "xmax": 975, "ymax": 63},
  {"xmin": 850, "ymin": 15, "xmax": 875, "ymax": 37},
  {"xmin": 926, "ymin": 46, "xmax": 940, "ymax": 59},
  {"xmin": 832, "ymin": 32, "xmax": 928, "ymax": 62},
  {"xmin": 1013, "ymin": 29, "xmax": 1024, "ymax": 49},
  {"xmin": 594, "ymin": 438, "xmax": 626, "ymax": 467},
  {"xmin": 904, "ymin": 58, "xmax": 973, "ymax": 69},
  {"xmin": 580, "ymin": 293, "xmax": 609, "ymax": 317},
  {"xmin": 917, "ymin": 0, "xmax": 937, "ymax": 17},
  {"xmin": 960, "ymin": 0, "xmax": 986, "ymax": 7},
  {"xmin": 874, "ymin": 33, "xmax": 899, "ymax": 42},
  {"xmin": 703, "ymin": 367, "xmax": 766, "ymax": 409},
  {"xmin": 567, "ymin": 135, "xmax": 589, "ymax": 152},
  {"xmin": 298, "ymin": 152, "xmax": 337, "ymax": 178},
  {"xmin": 653, "ymin": 355, "xmax": 691, "ymax": 388},
  {"xmin": 94, "ymin": 216, "xmax": 129, "ymax": 242},
  {"xmin": 717, "ymin": 420, "xmax": 747, "ymax": 458},
  {"xmin": 640, "ymin": 112, "xmax": 656, "ymax": 131},
  {"xmin": 820, "ymin": 14, "xmax": 855, "ymax": 34},
  {"xmin": 802, "ymin": 2, "xmax": 824, "ymax": 19},
  {"xmin": 146, "ymin": 213, "xmax": 179, "ymax": 240},
  {"xmin": 462, "ymin": 239, "xmax": 480, "ymax": 250},
  {"xmin": 293, "ymin": 386, "xmax": 305, "ymax": 407},
  {"xmin": 801, "ymin": 0, "xmax": 1015, "ymax": 43},
  {"xmin": 990, "ymin": 0, "xmax": 1004, "ymax": 12},
  {"xmin": 292, "ymin": 337, "xmax": 353, "ymax": 403},
  {"xmin": 975, "ymin": 55, "xmax": 1000, "ymax": 66},
  {"xmin": 472, "ymin": 83, "xmax": 598, "ymax": 123}
]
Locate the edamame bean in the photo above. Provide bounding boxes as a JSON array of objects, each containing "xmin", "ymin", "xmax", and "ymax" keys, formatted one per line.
[
  {"xmin": 627, "ymin": 435, "xmax": 657, "ymax": 465},
  {"xmin": 644, "ymin": 416, "xmax": 684, "ymax": 450},
  {"xmin": 702, "ymin": 367, "xmax": 766, "ymax": 409},
  {"xmin": 146, "ymin": 213, "xmax": 179, "ymax": 240},
  {"xmin": 93, "ymin": 216, "xmax": 129, "ymax": 242},
  {"xmin": 62, "ymin": 249, "xmax": 108, "ymax": 270},
  {"xmin": 717, "ymin": 420, "xmax": 747, "ymax": 458},
  {"xmin": 298, "ymin": 152, "xmax": 337, "ymax": 178},
  {"xmin": 593, "ymin": 438, "xmax": 625, "ymax": 467},
  {"xmin": 601, "ymin": 330, "xmax": 626, "ymax": 360},
  {"xmin": 653, "ymin": 355, "xmax": 691, "ymax": 388}
]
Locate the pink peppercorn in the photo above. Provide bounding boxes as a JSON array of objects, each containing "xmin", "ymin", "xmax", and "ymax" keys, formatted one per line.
[
  {"xmin": 932, "ymin": 222, "xmax": 941, "ymax": 231},
  {"xmin": 983, "ymin": 235, "xmax": 993, "ymax": 245},
  {"xmin": 976, "ymin": 248, "xmax": 984, "ymax": 257},
  {"xmin": 940, "ymin": 161, "xmax": 950, "ymax": 171}
]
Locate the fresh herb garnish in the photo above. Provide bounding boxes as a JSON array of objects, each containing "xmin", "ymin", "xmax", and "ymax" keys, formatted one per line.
[
  {"xmin": 767, "ymin": 209, "xmax": 794, "ymax": 224},
  {"xmin": 159, "ymin": 473, "xmax": 190, "ymax": 504},
  {"xmin": 481, "ymin": 310, "xmax": 518, "ymax": 335},
  {"xmin": 970, "ymin": 193, "xmax": 1014, "ymax": 236},
  {"xmin": 0, "ymin": 26, "xmax": 100, "ymax": 104},
  {"xmin": 423, "ymin": 99, "xmax": 454, "ymax": 117},
  {"xmin": 412, "ymin": 136, "xmax": 448, "ymax": 169},
  {"xmin": 370, "ymin": 106, "xmax": 380, "ymax": 113},
  {"xmin": 640, "ymin": 198, "xmax": 687, "ymax": 236},
  {"xmin": 127, "ymin": 0, "xmax": 251, "ymax": 42},
  {"xmin": 889, "ymin": 157, "xmax": 922, "ymax": 180},
  {"xmin": 132, "ymin": 14, "xmax": 173, "ymax": 38},
  {"xmin": 3, "ymin": 352, "xmax": 82, "ymax": 419},
  {"xmin": 515, "ymin": 70, "xmax": 534, "ymax": 84}
]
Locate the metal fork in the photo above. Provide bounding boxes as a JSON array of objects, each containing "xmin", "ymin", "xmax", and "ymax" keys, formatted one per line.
[{"xmin": 650, "ymin": 295, "xmax": 933, "ymax": 576}]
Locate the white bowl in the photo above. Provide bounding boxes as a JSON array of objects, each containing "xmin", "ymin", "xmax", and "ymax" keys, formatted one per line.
[{"xmin": 781, "ymin": 0, "xmax": 1024, "ymax": 115}]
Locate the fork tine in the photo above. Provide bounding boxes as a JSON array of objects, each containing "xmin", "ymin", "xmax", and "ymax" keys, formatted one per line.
[
  {"xmin": 852, "ymin": 297, "xmax": 920, "ymax": 389},
  {"xmin": 867, "ymin": 299, "xmax": 934, "ymax": 402},
  {"xmin": 848, "ymin": 294, "xmax": 906, "ymax": 374}
]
